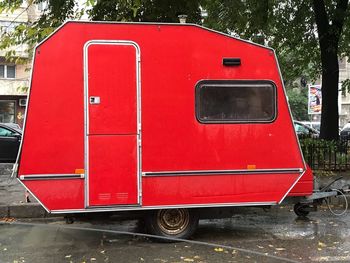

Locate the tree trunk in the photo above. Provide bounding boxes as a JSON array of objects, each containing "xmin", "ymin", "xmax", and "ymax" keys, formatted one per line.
[
  {"xmin": 319, "ymin": 52, "xmax": 339, "ymax": 140},
  {"xmin": 312, "ymin": 0, "xmax": 349, "ymax": 141}
]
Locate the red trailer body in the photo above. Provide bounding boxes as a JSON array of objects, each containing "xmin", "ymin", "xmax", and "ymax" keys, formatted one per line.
[{"xmin": 16, "ymin": 22, "xmax": 312, "ymax": 215}]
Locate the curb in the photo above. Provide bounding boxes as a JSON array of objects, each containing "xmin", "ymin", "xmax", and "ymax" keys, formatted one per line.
[{"xmin": 0, "ymin": 203, "xmax": 48, "ymax": 218}]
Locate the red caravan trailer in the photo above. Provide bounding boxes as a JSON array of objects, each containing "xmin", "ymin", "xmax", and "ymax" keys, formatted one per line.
[{"xmin": 16, "ymin": 21, "xmax": 314, "ymax": 239}]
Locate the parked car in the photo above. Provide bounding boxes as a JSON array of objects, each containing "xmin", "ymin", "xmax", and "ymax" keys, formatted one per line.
[
  {"xmin": 340, "ymin": 123, "xmax": 350, "ymax": 140},
  {"xmin": 294, "ymin": 121, "xmax": 319, "ymax": 138},
  {"xmin": 0, "ymin": 123, "xmax": 22, "ymax": 163},
  {"xmin": 299, "ymin": 121, "xmax": 320, "ymax": 132}
]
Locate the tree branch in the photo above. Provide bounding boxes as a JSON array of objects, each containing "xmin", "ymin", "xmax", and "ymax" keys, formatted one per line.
[
  {"xmin": 331, "ymin": 0, "xmax": 349, "ymax": 44},
  {"xmin": 312, "ymin": 0, "xmax": 329, "ymax": 48}
]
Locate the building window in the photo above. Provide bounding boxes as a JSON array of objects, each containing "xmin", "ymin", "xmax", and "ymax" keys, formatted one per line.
[
  {"xmin": 0, "ymin": 65, "xmax": 16, "ymax": 79},
  {"xmin": 0, "ymin": 101, "xmax": 16, "ymax": 123},
  {"xmin": 196, "ymin": 80, "xmax": 276, "ymax": 123}
]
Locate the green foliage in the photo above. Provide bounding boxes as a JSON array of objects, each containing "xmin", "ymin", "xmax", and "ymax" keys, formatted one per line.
[
  {"xmin": 88, "ymin": 0, "xmax": 202, "ymax": 23},
  {"xmin": 201, "ymin": 0, "xmax": 327, "ymax": 85},
  {"xmin": 0, "ymin": 0, "xmax": 201, "ymax": 63},
  {"xmin": 0, "ymin": 0, "xmax": 80, "ymax": 63},
  {"xmin": 342, "ymin": 78, "xmax": 350, "ymax": 96},
  {"xmin": 286, "ymin": 88, "xmax": 309, "ymax": 121}
]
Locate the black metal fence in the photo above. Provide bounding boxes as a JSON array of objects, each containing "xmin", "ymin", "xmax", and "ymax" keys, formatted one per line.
[{"xmin": 300, "ymin": 137, "xmax": 350, "ymax": 171}]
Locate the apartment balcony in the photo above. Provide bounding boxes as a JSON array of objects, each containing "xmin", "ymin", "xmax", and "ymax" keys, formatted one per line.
[{"xmin": 0, "ymin": 79, "xmax": 29, "ymax": 96}]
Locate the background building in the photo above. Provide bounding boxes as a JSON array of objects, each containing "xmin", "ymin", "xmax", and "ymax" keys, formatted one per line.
[
  {"xmin": 339, "ymin": 57, "xmax": 350, "ymax": 127},
  {"xmin": 0, "ymin": 2, "xmax": 42, "ymax": 127}
]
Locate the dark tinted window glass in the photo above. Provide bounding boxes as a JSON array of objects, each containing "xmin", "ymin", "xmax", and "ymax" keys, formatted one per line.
[
  {"xmin": 0, "ymin": 65, "xmax": 4, "ymax": 78},
  {"xmin": 6, "ymin": 65, "xmax": 15, "ymax": 78},
  {"xmin": 196, "ymin": 81, "xmax": 276, "ymax": 123},
  {"xmin": 0, "ymin": 101, "xmax": 15, "ymax": 123}
]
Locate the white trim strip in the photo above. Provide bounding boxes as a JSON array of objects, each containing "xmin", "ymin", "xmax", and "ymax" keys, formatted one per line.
[
  {"xmin": 50, "ymin": 201, "xmax": 277, "ymax": 214},
  {"xmin": 83, "ymin": 40, "xmax": 142, "ymax": 208},
  {"xmin": 143, "ymin": 168, "xmax": 303, "ymax": 177}
]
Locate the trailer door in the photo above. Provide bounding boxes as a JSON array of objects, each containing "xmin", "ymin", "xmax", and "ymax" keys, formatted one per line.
[{"xmin": 85, "ymin": 41, "xmax": 140, "ymax": 207}]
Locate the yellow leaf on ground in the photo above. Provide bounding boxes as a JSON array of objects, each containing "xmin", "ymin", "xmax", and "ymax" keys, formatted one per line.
[
  {"xmin": 275, "ymin": 248, "xmax": 286, "ymax": 251},
  {"xmin": 318, "ymin": 242, "xmax": 327, "ymax": 248}
]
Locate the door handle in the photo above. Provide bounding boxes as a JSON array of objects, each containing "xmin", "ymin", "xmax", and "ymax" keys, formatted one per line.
[{"xmin": 89, "ymin": 96, "xmax": 100, "ymax": 104}]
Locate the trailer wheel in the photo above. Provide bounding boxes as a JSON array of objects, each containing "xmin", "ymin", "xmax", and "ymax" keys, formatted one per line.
[
  {"xmin": 146, "ymin": 208, "xmax": 199, "ymax": 242},
  {"xmin": 293, "ymin": 203, "xmax": 310, "ymax": 217}
]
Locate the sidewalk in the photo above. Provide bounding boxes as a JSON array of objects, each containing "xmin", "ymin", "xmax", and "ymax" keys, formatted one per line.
[{"xmin": 0, "ymin": 164, "xmax": 47, "ymax": 218}]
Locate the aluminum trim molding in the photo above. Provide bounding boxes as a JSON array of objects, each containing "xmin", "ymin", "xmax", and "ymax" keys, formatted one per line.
[
  {"xmin": 50, "ymin": 201, "xmax": 277, "ymax": 214},
  {"xmin": 83, "ymin": 40, "xmax": 142, "ymax": 208},
  {"xmin": 143, "ymin": 168, "xmax": 303, "ymax": 177},
  {"xmin": 19, "ymin": 174, "xmax": 84, "ymax": 180}
]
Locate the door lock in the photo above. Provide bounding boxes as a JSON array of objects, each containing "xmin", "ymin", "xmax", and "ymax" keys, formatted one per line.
[{"xmin": 89, "ymin": 96, "xmax": 100, "ymax": 104}]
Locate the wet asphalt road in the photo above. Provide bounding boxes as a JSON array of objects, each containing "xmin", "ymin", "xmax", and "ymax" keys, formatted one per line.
[{"xmin": 1, "ymin": 207, "xmax": 350, "ymax": 263}]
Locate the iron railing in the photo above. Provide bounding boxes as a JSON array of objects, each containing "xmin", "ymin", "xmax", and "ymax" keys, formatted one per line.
[{"xmin": 300, "ymin": 137, "xmax": 350, "ymax": 171}]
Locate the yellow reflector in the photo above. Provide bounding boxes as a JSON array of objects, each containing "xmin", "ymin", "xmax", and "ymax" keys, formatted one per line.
[
  {"xmin": 75, "ymin": 169, "xmax": 85, "ymax": 174},
  {"xmin": 247, "ymin": 165, "xmax": 256, "ymax": 170}
]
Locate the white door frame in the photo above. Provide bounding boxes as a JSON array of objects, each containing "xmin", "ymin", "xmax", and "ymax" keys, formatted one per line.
[{"xmin": 83, "ymin": 40, "xmax": 142, "ymax": 208}]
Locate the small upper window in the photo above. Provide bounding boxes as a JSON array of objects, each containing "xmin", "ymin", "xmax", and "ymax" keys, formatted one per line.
[
  {"xmin": 0, "ymin": 64, "xmax": 16, "ymax": 79},
  {"xmin": 196, "ymin": 80, "xmax": 276, "ymax": 123}
]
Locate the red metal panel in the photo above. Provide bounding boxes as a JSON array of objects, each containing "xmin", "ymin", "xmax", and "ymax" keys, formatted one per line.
[
  {"xmin": 88, "ymin": 44, "xmax": 137, "ymax": 135},
  {"xmin": 142, "ymin": 173, "xmax": 299, "ymax": 206},
  {"xmin": 23, "ymin": 180, "xmax": 84, "ymax": 211},
  {"xmin": 89, "ymin": 135, "xmax": 138, "ymax": 206},
  {"xmin": 288, "ymin": 165, "xmax": 313, "ymax": 196}
]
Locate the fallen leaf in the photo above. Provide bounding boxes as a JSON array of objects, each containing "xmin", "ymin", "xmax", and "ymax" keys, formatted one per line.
[
  {"xmin": 275, "ymin": 248, "xmax": 286, "ymax": 251},
  {"xmin": 257, "ymin": 245, "xmax": 264, "ymax": 249},
  {"xmin": 318, "ymin": 242, "xmax": 327, "ymax": 248},
  {"xmin": 91, "ymin": 258, "xmax": 96, "ymax": 261},
  {"xmin": 183, "ymin": 259, "xmax": 194, "ymax": 262},
  {"xmin": 65, "ymin": 255, "xmax": 72, "ymax": 258},
  {"xmin": 214, "ymin": 248, "xmax": 224, "ymax": 252},
  {"xmin": 140, "ymin": 258, "xmax": 144, "ymax": 261}
]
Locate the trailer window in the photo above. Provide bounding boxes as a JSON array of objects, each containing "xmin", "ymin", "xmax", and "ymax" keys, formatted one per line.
[{"xmin": 196, "ymin": 80, "xmax": 276, "ymax": 123}]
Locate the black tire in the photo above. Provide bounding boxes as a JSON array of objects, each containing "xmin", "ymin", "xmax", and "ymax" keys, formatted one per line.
[
  {"xmin": 294, "ymin": 203, "xmax": 310, "ymax": 217},
  {"xmin": 145, "ymin": 208, "xmax": 199, "ymax": 242},
  {"xmin": 64, "ymin": 216, "xmax": 75, "ymax": 224}
]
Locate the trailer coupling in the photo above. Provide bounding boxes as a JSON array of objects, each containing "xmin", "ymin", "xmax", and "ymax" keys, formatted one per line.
[{"xmin": 291, "ymin": 176, "xmax": 350, "ymax": 217}]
